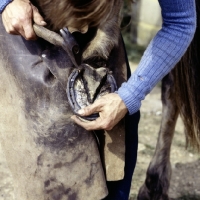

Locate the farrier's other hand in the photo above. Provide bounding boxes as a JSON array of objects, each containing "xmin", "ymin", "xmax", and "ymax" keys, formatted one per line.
[
  {"xmin": 2, "ymin": 0, "xmax": 46, "ymax": 40},
  {"xmin": 71, "ymin": 93, "xmax": 128, "ymax": 131}
]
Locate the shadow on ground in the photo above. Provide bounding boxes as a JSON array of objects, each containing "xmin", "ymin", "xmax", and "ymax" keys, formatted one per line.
[{"xmin": 171, "ymin": 194, "xmax": 200, "ymax": 200}]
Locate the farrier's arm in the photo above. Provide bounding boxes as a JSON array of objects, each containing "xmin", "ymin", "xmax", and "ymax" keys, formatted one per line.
[
  {"xmin": 117, "ymin": 0, "xmax": 196, "ymax": 115},
  {"xmin": 0, "ymin": 0, "xmax": 12, "ymax": 12},
  {"xmin": 0, "ymin": 0, "xmax": 46, "ymax": 40},
  {"xmin": 72, "ymin": 0, "xmax": 196, "ymax": 130}
]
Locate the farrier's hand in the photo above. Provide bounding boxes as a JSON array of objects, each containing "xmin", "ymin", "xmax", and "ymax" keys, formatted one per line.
[
  {"xmin": 2, "ymin": 0, "xmax": 46, "ymax": 40},
  {"xmin": 71, "ymin": 93, "xmax": 128, "ymax": 131}
]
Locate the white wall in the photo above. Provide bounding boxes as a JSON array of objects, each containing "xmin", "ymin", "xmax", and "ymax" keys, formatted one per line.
[{"xmin": 131, "ymin": 0, "xmax": 162, "ymax": 46}]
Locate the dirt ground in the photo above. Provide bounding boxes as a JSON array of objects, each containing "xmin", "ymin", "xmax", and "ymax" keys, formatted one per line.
[
  {"xmin": 0, "ymin": 63, "xmax": 200, "ymax": 200},
  {"xmin": 129, "ymin": 62, "xmax": 200, "ymax": 200}
]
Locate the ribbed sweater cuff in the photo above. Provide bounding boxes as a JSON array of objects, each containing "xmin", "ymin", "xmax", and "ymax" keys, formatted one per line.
[
  {"xmin": 118, "ymin": 88, "xmax": 140, "ymax": 115},
  {"xmin": 0, "ymin": 0, "xmax": 12, "ymax": 14},
  {"xmin": 117, "ymin": 76, "xmax": 150, "ymax": 115}
]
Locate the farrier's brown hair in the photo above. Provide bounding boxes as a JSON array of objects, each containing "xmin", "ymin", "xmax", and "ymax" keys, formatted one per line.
[{"xmin": 33, "ymin": 0, "xmax": 116, "ymax": 31}]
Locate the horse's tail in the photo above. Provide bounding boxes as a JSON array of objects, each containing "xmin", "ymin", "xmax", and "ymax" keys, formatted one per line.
[{"xmin": 173, "ymin": 0, "xmax": 200, "ymax": 150}]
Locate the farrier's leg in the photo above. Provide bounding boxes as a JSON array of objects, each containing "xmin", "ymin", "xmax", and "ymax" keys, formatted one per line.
[
  {"xmin": 103, "ymin": 37, "xmax": 140, "ymax": 200},
  {"xmin": 103, "ymin": 112, "xmax": 140, "ymax": 200},
  {"xmin": 0, "ymin": 18, "xmax": 107, "ymax": 200},
  {"xmin": 137, "ymin": 72, "xmax": 179, "ymax": 200}
]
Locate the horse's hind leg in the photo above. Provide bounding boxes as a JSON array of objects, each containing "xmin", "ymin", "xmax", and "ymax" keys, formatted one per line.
[{"xmin": 137, "ymin": 71, "xmax": 179, "ymax": 200}]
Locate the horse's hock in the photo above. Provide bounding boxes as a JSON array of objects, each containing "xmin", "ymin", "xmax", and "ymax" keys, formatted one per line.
[{"xmin": 0, "ymin": 4, "xmax": 127, "ymax": 200}]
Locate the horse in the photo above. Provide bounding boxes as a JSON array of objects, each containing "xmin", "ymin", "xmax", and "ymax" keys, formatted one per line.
[
  {"xmin": 0, "ymin": 0, "xmax": 130, "ymax": 199},
  {"xmin": 137, "ymin": 0, "xmax": 200, "ymax": 199}
]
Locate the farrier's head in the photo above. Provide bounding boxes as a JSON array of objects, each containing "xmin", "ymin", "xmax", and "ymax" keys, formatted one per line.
[{"xmin": 34, "ymin": 0, "xmax": 116, "ymax": 32}]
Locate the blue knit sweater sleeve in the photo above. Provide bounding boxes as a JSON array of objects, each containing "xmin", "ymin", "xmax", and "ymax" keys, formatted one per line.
[
  {"xmin": 0, "ymin": 0, "xmax": 12, "ymax": 13},
  {"xmin": 118, "ymin": 0, "xmax": 196, "ymax": 115}
]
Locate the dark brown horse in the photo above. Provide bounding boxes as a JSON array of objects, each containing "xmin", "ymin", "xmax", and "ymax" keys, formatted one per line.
[{"xmin": 138, "ymin": 0, "xmax": 200, "ymax": 199}]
